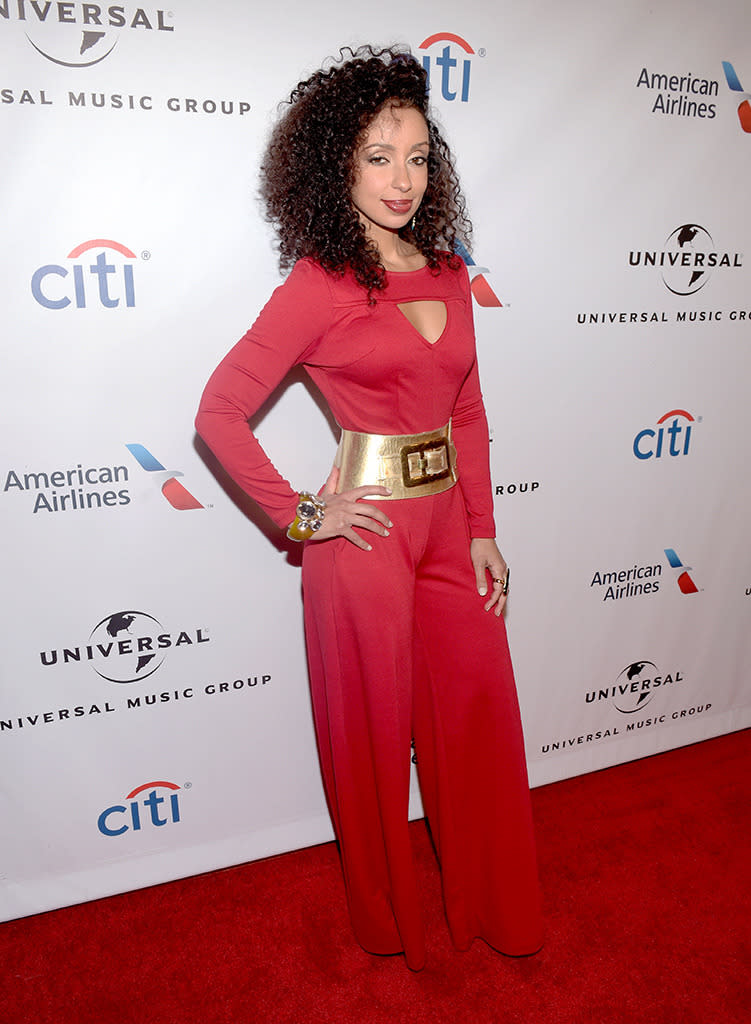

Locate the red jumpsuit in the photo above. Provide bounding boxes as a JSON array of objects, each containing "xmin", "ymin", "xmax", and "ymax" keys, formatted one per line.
[{"xmin": 196, "ymin": 257, "xmax": 543, "ymax": 969}]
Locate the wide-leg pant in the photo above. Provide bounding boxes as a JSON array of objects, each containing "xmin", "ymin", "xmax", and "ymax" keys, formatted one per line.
[{"xmin": 301, "ymin": 483, "xmax": 543, "ymax": 970}]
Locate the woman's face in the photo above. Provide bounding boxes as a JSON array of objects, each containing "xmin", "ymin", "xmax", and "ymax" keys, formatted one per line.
[{"xmin": 350, "ymin": 104, "xmax": 429, "ymax": 246}]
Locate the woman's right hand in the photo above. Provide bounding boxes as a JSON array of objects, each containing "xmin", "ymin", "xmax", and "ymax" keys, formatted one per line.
[{"xmin": 308, "ymin": 466, "xmax": 392, "ymax": 550}]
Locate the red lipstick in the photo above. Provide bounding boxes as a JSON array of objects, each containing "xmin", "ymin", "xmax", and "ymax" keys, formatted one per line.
[{"xmin": 381, "ymin": 200, "xmax": 412, "ymax": 213}]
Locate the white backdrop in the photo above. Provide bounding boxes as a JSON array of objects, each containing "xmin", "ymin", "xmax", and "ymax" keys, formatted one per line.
[{"xmin": 2, "ymin": 0, "xmax": 749, "ymax": 921}]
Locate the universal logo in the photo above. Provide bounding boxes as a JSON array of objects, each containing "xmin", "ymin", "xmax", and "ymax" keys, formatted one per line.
[
  {"xmin": 629, "ymin": 224, "xmax": 743, "ymax": 296},
  {"xmin": 1, "ymin": 1, "xmax": 174, "ymax": 68},
  {"xmin": 540, "ymin": 699, "xmax": 712, "ymax": 754},
  {"xmin": 586, "ymin": 660, "xmax": 684, "ymax": 714},
  {"xmin": 39, "ymin": 610, "xmax": 210, "ymax": 683}
]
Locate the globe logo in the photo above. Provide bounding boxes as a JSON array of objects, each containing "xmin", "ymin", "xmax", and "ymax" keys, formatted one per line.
[
  {"xmin": 661, "ymin": 224, "xmax": 715, "ymax": 295},
  {"xmin": 613, "ymin": 661, "xmax": 658, "ymax": 714},
  {"xmin": 88, "ymin": 611, "xmax": 168, "ymax": 683},
  {"xmin": 10, "ymin": 7, "xmax": 174, "ymax": 70},
  {"xmin": 21, "ymin": 14, "xmax": 120, "ymax": 69}
]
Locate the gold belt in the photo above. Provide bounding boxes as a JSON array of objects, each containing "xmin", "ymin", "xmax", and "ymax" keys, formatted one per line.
[{"xmin": 335, "ymin": 422, "xmax": 457, "ymax": 500}]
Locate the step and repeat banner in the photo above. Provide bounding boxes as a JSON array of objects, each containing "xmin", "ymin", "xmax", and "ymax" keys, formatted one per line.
[{"xmin": 2, "ymin": 0, "xmax": 749, "ymax": 920}]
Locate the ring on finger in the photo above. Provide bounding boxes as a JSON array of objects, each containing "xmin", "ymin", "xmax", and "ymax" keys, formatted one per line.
[{"xmin": 492, "ymin": 568, "xmax": 510, "ymax": 595}]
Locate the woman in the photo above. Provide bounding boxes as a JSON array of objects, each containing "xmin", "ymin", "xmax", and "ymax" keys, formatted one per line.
[{"xmin": 196, "ymin": 46, "xmax": 543, "ymax": 970}]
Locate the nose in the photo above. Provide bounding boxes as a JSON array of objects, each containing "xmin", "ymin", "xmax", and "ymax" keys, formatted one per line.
[{"xmin": 391, "ymin": 161, "xmax": 412, "ymax": 192}]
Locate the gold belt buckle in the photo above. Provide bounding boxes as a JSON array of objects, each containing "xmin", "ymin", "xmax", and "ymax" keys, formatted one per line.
[{"xmin": 400, "ymin": 438, "xmax": 450, "ymax": 488}]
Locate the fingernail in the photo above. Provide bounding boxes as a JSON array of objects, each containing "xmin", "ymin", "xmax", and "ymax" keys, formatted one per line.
[
  {"xmin": 479, "ymin": 587, "xmax": 487, "ymax": 596},
  {"xmin": 386, "ymin": 520, "xmax": 393, "ymax": 528},
  {"xmin": 383, "ymin": 529, "xmax": 390, "ymax": 537},
  {"xmin": 365, "ymin": 544, "xmax": 372, "ymax": 551}
]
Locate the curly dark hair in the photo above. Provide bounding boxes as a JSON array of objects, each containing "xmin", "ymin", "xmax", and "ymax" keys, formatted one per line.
[{"xmin": 260, "ymin": 45, "xmax": 472, "ymax": 298}]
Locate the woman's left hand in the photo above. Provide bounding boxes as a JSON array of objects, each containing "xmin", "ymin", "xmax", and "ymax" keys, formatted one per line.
[{"xmin": 470, "ymin": 538, "xmax": 509, "ymax": 616}]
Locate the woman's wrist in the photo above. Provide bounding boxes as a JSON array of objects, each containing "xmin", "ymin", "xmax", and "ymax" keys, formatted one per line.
[{"xmin": 286, "ymin": 492, "xmax": 326, "ymax": 541}]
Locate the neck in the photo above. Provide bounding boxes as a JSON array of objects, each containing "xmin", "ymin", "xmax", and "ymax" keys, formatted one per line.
[{"xmin": 374, "ymin": 236, "xmax": 426, "ymax": 273}]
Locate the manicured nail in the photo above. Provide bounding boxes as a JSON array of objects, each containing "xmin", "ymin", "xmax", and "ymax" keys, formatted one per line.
[
  {"xmin": 383, "ymin": 529, "xmax": 390, "ymax": 537},
  {"xmin": 386, "ymin": 520, "xmax": 393, "ymax": 528},
  {"xmin": 365, "ymin": 544, "xmax": 372, "ymax": 551},
  {"xmin": 479, "ymin": 586, "xmax": 487, "ymax": 596}
]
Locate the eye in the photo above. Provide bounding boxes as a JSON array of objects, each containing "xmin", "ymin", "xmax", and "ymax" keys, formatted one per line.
[
  {"xmin": 409, "ymin": 155, "xmax": 428, "ymax": 166},
  {"xmin": 367, "ymin": 155, "xmax": 389, "ymax": 165}
]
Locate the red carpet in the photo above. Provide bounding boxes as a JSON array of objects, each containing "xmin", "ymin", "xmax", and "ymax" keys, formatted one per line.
[{"xmin": 2, "ymin": 729, "xmax": 749, "ymax": 1024}]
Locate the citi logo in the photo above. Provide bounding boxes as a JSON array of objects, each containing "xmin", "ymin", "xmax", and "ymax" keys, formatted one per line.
[
  {"xmin": 126, "ymin": 443, "xmax": 203, "ymax": 510},
  {"xmin": 97, "ymin": 780, "xmax": 183, "ymax": 837},
  {"xmin": 722, "ymin": 61, "xmax": 751, "ymax": 133},
  {"xmin": 454, "ymin": 239, "xmax": 502, "ymax": 307},
  {"xmin": 31, "ymin": 238, "xmax": 140, "ymax": 309},
  {"xmin": 633, "ymin": 409, "xmax": 696, "ymax": 460},
  {"xmin": 418, "ymin": 32, "xmax": 479, "ymax": 103},
  {"xmin": 664, "ymin": 548, "xmax": 699, "ymax": 594}
]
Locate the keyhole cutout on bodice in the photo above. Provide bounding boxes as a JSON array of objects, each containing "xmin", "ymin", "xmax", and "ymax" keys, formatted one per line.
[{"xmin": 397, "ymin": 301, "xmax": 448, "ymax": 345}]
